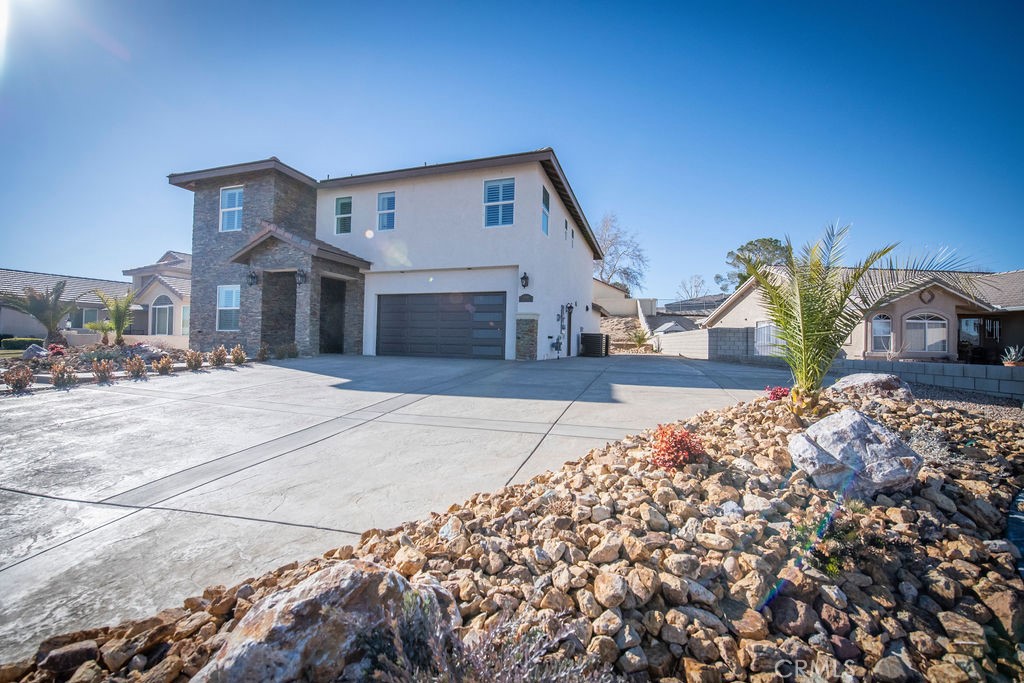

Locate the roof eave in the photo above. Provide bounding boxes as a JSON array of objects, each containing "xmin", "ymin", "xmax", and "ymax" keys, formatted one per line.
[{"xmin": 168, "ymin": 158, "xmax": 318, "ymax": 190}]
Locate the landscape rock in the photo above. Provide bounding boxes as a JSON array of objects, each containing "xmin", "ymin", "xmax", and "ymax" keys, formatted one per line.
[
  {"xmin": 191, "ymin": 561, "xmax": 458, "ymax": 682},
  {"xmin": 788, "ymin": 408, "xmax": 923, "ymax": 496},
  {"xmin": 20, "ymin": 344, "xmax": 47, "ymax": 360},
  {"xmin": 828, "ymin": 373, "xmax": 913, "ymax": 400}
]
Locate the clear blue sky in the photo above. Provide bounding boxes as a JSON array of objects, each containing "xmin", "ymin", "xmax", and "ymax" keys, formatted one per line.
[{"xmin": 1, "ymin": 0, "xmax": 1021, "ymax": 301}]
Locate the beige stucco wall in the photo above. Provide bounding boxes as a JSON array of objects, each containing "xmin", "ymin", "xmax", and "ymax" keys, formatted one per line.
[{"xmin": 711, "ymin": 285, "xmax": 769, "ymax": 328}]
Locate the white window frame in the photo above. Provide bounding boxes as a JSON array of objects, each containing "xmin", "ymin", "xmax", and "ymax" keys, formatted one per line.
[
  {"xmin": 335, "ymin": 196, "xmax": 353, "ymax": 234},
  {"xmin": 81, "ymin": 308, "xmax": 100, "ymax": 327},
  {"xmin": 219, "ymin": 186, "xmax": 244, "ymax": 232},
  {"xmin": 871, "ymin": 314, "xmax": 892, "ymax": 352},
  {"xmin": 377, "ymin": 191, "xmax": 395, "ymax": 231},
  {"xmin": 181, "ymin": 305, "xmax": 190, "ymax": 337},
  {"xmin": 904, "ymin": 313, "xmax": 947, "ymax": 353},
  {"xmin": 484, "ymin": 178, "xmax": 515, "ymax": 228},
  {"xmin": 216, "ymin": 285, "xmax": 241, "ymax": 332},
  {"xmin": 151, "ymin": 301, "xmax": 173, "ymax": 335}
]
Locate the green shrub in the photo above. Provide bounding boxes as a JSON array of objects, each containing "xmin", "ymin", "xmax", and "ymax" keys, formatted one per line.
[
  {"xmin": 256, "ymin": 342, "xmax": 269, "ymax": 362},
  {"xmin": 2, "ymin": 365, "xmax": 34, "ymax": 392},
  {"xmin": 50, "ymin": 362, "xmax": 77, "ymax": 389},
  {"xmin": 1, "ymin": 337, "xmax": 44, "ymax": 351},
  {"xmin": 230, "ymin": 344, "xmax": 247, "ymax": 366},
  {"xmin": 275, "ymin": 343, "xmax": 299, "ymax": 359},
  {"xmin": 91, "ymin": 359, "xmax": 116, "ymax": 383},
  {"xmin": 184, "ymin": 349, "xmax": 205, "ymax": 371},
  {"xmin": 152, "ymin": 356, "xmax": 174, "ymax": 375},
  {"xmin": 124, "ymin": 355, "xmax": 147, "ymax": 379},
  {"xmin": 210, "ymin": 345, "xmax": 228, "ymax": 367}
]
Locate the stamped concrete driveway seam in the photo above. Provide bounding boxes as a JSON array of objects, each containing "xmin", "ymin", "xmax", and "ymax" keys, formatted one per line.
[
  {"xmin": 503, "ymin": 359, "xmax": 614, "ymax": 487},
  {"xmin": 1, "ymin": 360, "xmax": 515, "ymax": 572}
]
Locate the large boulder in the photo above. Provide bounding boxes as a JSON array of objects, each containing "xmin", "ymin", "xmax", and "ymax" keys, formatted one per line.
[
  {"xmin": 788, "ymin": 408, "xmax": 923, "ymax": 497},
  {"xmin": 21, "ymin": 344, "xmax": 48, "ymax": 360},
  {"xmin": 191, "ymin": 560, "xmax": 460, "ymax": 682},
  {"xmin": 827, "ymin": 373, "xmax": 913, "ymax": 400}
]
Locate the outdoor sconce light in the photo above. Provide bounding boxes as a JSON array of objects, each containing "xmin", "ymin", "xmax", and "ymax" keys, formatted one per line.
[
  {"xmin": 247, "ymin": 270, "xmax": 259, "ymax": 286},
  {"xmin": 296, "ymin": 269, "xmax": 308, "ymax": 285},
  {"xmin": 520, "ymin": 272, "xmax": 529, "ymax": 288},
  {"xmin": 64, "ymin": 319, "xmax": 72, "ymax": 330},
  {"xmin": 566, "ymin": 303, "xmax": 574, "ymax": 315}
]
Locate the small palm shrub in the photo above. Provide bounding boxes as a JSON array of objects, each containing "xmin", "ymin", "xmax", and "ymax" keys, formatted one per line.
[
  {"xmin": 230, "ymin": 344, "xmax": 247, "ymax": 366},
  {"xmin": 184, "ymin": 349, "xmax": 205, "ymax": 371},
  {"xmin": 3, "ymin": 365, "xmax": 34, "ymax": 392},
  {"xmin": 210, "ymin": 345, "xmax": 229, "ymax": 367},
  {"xmin": 50, "ymin": 362, "xmax": 77, "ymax": 389},
  {"xmin": 85, "ymin": 320, "xmax": 114, "ymax": 345},
  {"xmin": 275, "ymin": 342, "xmax": 299, "ymax": 359},
  {"xmin": 124, "ymin": 355, "xmax": 147, "ymax": 379},
  {"xmin": 628, "ymin": 328, "xmax": 652, "ymax": 350},
  {"xmin": 256, "ymin": 342, "xmax": 270, "ymax": 362},
  {"xmin": 650, "ymin": 424, "xmax": 705, "ymax": 469},
  {"xmin": 1002, "ymin": 346, "xmax": 1024, "ymax": 364},
  {"xmin": 152, "ymin": 356, "xmax": 174, "ymax": 375},
  {"xmin": 91, "ymin": 359, "xmax": 116, "ymax": 383}
]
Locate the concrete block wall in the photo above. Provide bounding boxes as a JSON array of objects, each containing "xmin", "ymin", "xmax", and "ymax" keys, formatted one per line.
[{"xmin": 833, "ymin": 359, "xmax": 1024, "ymax": 402}]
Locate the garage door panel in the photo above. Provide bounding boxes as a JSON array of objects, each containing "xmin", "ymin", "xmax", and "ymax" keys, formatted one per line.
[{"xmin": 377, "ymin": 292, "xmax": 506, "ymax": 359}]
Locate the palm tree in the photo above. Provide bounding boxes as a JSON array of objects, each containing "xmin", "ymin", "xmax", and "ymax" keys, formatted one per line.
[
  {"xmin": 736, "ymin": 224, "xmax": 975, "ymax": 415},
  {"xmin": 0, "ymin": 281, "xmax": 77, "ymax": 345},
  {"xmin": 85, "ymin": 319, "xmax": 115, "ymax": 346},
  {"xmin": 95, "ymin": 289, "xmax": 137, "ymax": 346}
]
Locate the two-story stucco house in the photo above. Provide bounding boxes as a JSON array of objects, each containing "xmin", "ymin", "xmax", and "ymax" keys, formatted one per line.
[{"xmin": 169, "ymin": 149, "xmax": 602, "ymax": 360}]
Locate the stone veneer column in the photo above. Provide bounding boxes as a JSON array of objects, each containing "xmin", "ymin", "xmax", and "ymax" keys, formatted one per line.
[{"xmin": 516, "ymin": 315, "xmax": 539, "ymax": 360}]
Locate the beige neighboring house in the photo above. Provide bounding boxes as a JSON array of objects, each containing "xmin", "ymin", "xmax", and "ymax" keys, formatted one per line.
[
  {"xmin": 122, "ymin": 251, "xmax": 192, "ymax": 348},
  {"xmin": 0, "ymin": 269, "xmax": 131, "ymax": 342},
  {"xmin": 700, "ymin": 270, "xmax": 1024, "ymax": 363}
]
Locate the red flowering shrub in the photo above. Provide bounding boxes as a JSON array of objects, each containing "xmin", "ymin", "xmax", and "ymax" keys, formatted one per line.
[
  {"xmin": 47, "ymin": 344, "xmax": 66, "ymax": 356},
  {"xmin": 651, "ymin": 424, "xmax": 705, "ymax": 470},
  {"xmin": 765, "ymin": 385, "xmax": 791, "ymax": 401}
]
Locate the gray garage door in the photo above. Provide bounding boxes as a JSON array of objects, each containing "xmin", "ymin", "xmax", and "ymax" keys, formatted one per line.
[{"xmin": 377, "ymin": 292, "xmax": 506, "ymax": 359}]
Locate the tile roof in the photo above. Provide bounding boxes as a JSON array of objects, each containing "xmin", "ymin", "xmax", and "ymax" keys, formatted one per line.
[
  {"xmin": 155, "ymin": 275, "xmax": 192, "ymax": 299},
  {"xmin": 0, "ymin": 269, "xmax": 131, "ymax": 306},
  {"xmin": 976, "ymin": 270, "xmax": 1024, "ymax": 310}
]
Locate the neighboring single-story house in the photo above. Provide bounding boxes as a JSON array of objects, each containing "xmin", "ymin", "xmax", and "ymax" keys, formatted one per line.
[
  {"xmin": 696, "ymin": 269, "xmax": 1024, "ymax": 363},
  {"xmin": 168, "ymin": 149, "xmax": 602, "ymax": 360},
  {"xmin": 0, "ymin": 269, "xmax": 131, "ymax": 339},
  {"xmin": 122, "ymin": 251, "xmax": 192, "ymax": 340}
]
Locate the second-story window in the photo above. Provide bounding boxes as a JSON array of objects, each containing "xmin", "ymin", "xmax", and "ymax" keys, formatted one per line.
[
  {"xmin": 220, "ymin": 186, "xmax": 243, "ymax": 232},
  {"xmin": 484, "ymin": 178, "xmax": 514, "ymax": 227},
  {"xmin": 541, "ymin": 187, "xmax": 550, "ymax": 236},
  {"xmin": 335, "ymin": 196, "xmax": 352, "ymax": 234},
  {"xmin": 377, "ymin": 191, "xmax": 396, "ymax": 230}
]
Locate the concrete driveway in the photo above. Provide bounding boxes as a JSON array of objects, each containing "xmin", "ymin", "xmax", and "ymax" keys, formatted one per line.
[{"xmin": 0, "ymin": 354, "xmax": 792, "ymax": 659}]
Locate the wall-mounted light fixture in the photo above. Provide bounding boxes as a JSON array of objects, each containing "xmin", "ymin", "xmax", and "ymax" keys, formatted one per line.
[
  {"xmin": 296, "ymin": 269, "xmax": 308, "ymax": 285},
  {"xmin": 247, "ymin": 270, "xmax": 259, "ymax": 286},
  {"xmin": 520, "ymin": 272, "xmax": 529, "ymax": 288}
]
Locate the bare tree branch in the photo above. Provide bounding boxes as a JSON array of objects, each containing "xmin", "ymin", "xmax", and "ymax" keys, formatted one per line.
[{"xmin": 593, "ymin": 212, "xmax": 648, "ymax": 294}]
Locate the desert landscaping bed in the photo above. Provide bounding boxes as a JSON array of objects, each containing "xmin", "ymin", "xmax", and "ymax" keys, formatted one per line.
[{"xmin": 2, "ymin": 379, "xmax": 1023, "ymax": 682}]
